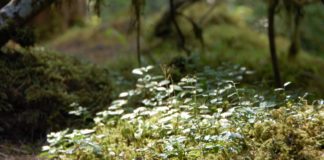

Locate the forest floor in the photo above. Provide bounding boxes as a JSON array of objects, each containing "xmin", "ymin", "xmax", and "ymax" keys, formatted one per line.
[
  {"xmin": 0, "ymin": 144, "xmax": 42, "ymax": 160},
  {"xmin": 1, "ymin": 4, "xmax": 323, "ymax": 159},
  {"xmin": 47, "ymin": 21, "xmax": 136, "ymax": 64}
]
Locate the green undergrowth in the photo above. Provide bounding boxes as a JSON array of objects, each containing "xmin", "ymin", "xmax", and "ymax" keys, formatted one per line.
[
  {"xmin": 47, "ymin": 3, "xmax": 324, "ymax": 97},
  {"xmin": 0, "ymin": 47, "xmax": 114, "ymax": 141},
  {"xmin": 42, "ymin": 65, "xmax": 323, "ymax": 159},
  {"xmin": 141, "ymin": 4, "xmax": 324, "ymax": 97}
]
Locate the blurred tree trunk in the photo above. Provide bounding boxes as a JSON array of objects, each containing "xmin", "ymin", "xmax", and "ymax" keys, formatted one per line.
[
  {"xmin": 268, "ymin": 0, "xmax": 282, "ymax": 87},
  {"xmin": 154, "ymin": 0, "xmax": 200, "ymax": 38},
  {"xmin": 0, "ymin": 0, "xmax": 55, "ymax": 47},
  {"xmin": 31, "ymin": 0, "xmax": 87, "ymax": 40}
]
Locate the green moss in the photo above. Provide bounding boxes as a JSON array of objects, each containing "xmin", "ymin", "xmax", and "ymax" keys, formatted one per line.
[
  {"xmin": 252, "ymin": 105, "xmax": 324, "ymax": 160},
  {"xmin": 0, "ymin": 47, "xmax": 113, "ymax": 141}
]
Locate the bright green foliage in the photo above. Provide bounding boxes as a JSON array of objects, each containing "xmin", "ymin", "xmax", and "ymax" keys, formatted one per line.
[
  {"xmin": 0, "ymin": 48, "xmax": 113, "ymax": 141},
  {"xmin": 42, "ymin": 65, "xmax": 323, "ymax": 159}
]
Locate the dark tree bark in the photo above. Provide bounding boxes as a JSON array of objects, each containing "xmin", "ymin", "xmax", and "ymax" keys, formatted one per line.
[
  {"xmin": 268, "ymin": 0, "xmax": 282, "ymax": 87},
  {"xmin": 131, "ymin": 0, "xmax": 143, "ymax": 66},
  {"xmin": 288, "ymin": 3, "xmax": 304, "ymax": 58},
  {"xmin": 154, "ymin": 0, "xmax": 199, "ymax": 38},
  {"xmin": 285, "ymin": 0, "xmax": 323, "ymax": 57},
  {"xmin": 0, "ymin": 0, "xmax": 55, "ymax": 47},
  {"xmin": 136, "ymin": 5, "xmax": 141, "ymax": 67},
  {"xmin": 169, "ymin": 0, "xmax": 191, "ymax": 55}
]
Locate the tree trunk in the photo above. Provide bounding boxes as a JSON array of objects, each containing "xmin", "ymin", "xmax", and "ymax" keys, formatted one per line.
[
  {"xmin": 169, "ymin": 0, "xmax": 191, "ymax": 55},
  {"xmin": 288, "ymin": 6, "xmax": 302, "ymax": 58},
  {"xmin": 0, "ymin": 0, "xmax": 55, "ymax": 47},
  {"xmin": 268, "ymin": 0, "xmax": 282, "ymax": 87},
  {"xmin": 154, "ymin": 0, "xmax": 199, "ymax": 38}
]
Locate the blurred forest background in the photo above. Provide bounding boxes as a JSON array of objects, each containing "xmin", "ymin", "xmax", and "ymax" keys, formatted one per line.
[{"xmin": 0, "ymin": 0, "xmax": 323, "ymax": 159}]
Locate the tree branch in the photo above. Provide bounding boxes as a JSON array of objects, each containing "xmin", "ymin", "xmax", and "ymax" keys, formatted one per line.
[{"xmin": 0, "ymin": 0, "xmax": 55, "ymax": 47}]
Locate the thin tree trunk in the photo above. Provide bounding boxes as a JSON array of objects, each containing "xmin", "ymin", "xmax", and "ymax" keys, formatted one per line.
[
  {"xmin": 154, "ymin": 0, "xmax": 199, "ymax": 38},
  {"xmin": 170, "ymin": 0, "xmax": 190, "ymax": 55},
  {"xmin": 0, "ymin": 0, "xmax": 55, "ymax": 47},
  {"xmin": 134, "ymin": 0, "xmax": 142, "ymax": 66},
  {"xmin": 268, "ymin": 0, "xmax": 282, "ymax": 87},
  {"xmin": 289, "ymin": 7, "xmax": 302, "ymax": 57},
  {"xmin": 136, "ymin": 14, "xmax": 142, "ymax": 66}
]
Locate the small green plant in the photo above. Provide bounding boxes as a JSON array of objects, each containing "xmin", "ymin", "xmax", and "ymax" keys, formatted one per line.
[{"xmin": 42, "ymin": 65, "xmax": 323, "ymax": 159}]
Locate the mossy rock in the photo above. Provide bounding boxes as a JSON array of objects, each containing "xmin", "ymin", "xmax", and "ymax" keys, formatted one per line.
[{"xmin": 0, "ymin": 48, "xmax": 113, "ymax": 142}]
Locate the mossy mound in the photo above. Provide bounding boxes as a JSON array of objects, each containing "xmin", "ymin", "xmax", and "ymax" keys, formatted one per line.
[
  {"xmin": 0, "ymin": 48, "xmax": 113, "ymax": 142},
  {"xmin": 251, "ymin": 105, "xmax": 324, "ymax": 160}
]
